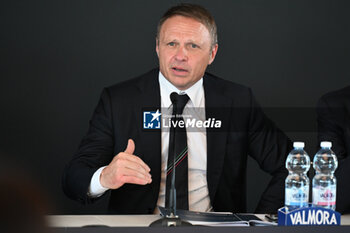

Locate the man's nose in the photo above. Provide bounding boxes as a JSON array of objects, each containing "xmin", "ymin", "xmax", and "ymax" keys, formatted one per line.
[{"xmin": 174, "ymin": 46, "xmax": 188, "ymax": 61}]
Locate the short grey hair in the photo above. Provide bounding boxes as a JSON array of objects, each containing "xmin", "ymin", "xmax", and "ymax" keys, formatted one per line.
[{"xmin": 156, "ymin": 3, "xmax": 218, "ymax": 48}]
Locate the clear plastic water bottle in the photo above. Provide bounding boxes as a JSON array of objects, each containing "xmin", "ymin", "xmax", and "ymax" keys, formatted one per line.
[
  {"xmin": 312, "ymin": 141, "xmax": 338, "ymax": 210},
  {"xmin": 285, "ymin": 142, "xmax": 310, "ymax": 211}
]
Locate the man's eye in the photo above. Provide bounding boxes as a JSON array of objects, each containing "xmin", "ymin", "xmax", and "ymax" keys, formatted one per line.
[
  {"xmin": 168, "ymin": 42, "xmax": 175, "ymax": 46},
  {"xmin": 191, "ymin": 44, "xmax": 198, "ymax": 48}
]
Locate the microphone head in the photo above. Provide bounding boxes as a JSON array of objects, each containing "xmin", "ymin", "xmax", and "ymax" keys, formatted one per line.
[{"xmin": 170, "ymin": 92, "xmax": 178, "ymax": 104}]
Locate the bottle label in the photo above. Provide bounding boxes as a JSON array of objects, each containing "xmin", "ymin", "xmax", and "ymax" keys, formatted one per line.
[
  {"xmin": 313, "ymin": 185, "xmax": 336, "ymax": 206},
  {"xmin": 285, "ymin": 186, "xmax": 309, "ymax": 206}
]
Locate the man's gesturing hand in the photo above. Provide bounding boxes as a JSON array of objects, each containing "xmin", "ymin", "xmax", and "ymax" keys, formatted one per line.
[{"xmin": 100, "ymin": 139, "xmax": 152, "ymax": 189}]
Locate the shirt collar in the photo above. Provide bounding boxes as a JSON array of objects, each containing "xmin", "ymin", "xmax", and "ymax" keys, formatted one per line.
[{"xmin": 158, "ymin": 71, "xmax": 204, "ymax": 108}]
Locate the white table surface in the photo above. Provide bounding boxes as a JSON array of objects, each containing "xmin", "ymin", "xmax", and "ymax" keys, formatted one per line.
[
  {"xmin": 47, "ymin": 214, "xmax": 350, "ymax": 227},
  {"xmin": 47, "ymin": 215, "xmax": 161, "ymax": 227}
]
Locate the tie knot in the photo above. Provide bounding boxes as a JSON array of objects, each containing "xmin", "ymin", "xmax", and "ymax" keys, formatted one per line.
[{"xmin": 170, "ymin": 92, "xmax": 189, "ymax": 115}]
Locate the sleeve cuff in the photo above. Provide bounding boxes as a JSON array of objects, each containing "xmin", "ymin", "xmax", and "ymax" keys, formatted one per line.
[{"xmin": 88, "ymin": 166, "xmax": 109, "ymax": 197}]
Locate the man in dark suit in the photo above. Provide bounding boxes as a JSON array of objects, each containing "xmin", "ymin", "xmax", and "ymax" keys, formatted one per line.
[
  {"xmin": 63, "ymin": 3, "xmax": 292, "ymax": 214},
  {"xmin": 317, "ymin": 86, "xmax": 350, "ymax": 213}
]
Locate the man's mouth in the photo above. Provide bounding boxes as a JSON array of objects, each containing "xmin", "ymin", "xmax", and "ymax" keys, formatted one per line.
[{"xmin": 171, "ymin": 67, "xmax": 188, "ymax": 73}]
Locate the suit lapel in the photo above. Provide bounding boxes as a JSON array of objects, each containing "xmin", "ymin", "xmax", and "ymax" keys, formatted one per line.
[
  {"xmin": 135, "ymin": 69, "xmax": 162, "ymax": 204},
  {"xmin": 203, "ymin": 74, "xmax": 232, "ymax": 204}
]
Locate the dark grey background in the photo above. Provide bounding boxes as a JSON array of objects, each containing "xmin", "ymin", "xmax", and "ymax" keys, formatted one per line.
[{"xmin": 1, "ymin": 0, "xmax": 349, "ymax": 214}]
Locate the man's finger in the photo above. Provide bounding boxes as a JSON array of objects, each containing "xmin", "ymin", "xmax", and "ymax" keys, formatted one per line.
[
  {"xmin": 124, "ymin": 139, "xmax": 135, "ymax": 155},
  {"xmin": 118, "ymin": 167, "xmax": 152, "ymax": 182},
  {"xmin": 119, "ymin": 160, "xmax": 152, "ymax": 179},
  {"xmin": 118, "ymin": 153, "xmax": 151, "ymax": 172},
  {"xmin": 120, "ymin": 175, "xmax": 152, "ymax": 186}
]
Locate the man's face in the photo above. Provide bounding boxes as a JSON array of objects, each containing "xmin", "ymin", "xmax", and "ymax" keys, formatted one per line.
[{"xmin": 156, "ymin": 16, "xmax": 218, "ymax": 90}]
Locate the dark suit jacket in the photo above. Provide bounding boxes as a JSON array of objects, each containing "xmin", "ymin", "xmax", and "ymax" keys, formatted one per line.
[
  {"xmin": 317, "ymin": 86, "xmax": 350, "ymax": 214},
  {"xmin": 62, "ymin": 69, "xmax": 292, "ymax": 214}
]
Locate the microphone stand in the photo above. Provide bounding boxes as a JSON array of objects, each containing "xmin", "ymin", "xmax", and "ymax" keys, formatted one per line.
[{"xmin": 149, "ymin": 93, "xmax": 192, "ymax": 227}]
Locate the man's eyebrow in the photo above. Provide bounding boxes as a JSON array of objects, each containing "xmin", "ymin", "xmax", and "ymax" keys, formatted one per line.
[
  {"xmin": 163, "ymin": 38, "xmax": 178, "ymax": 42},
  {"xmin": 185, "ymin": 40, "xmax": 203, "ymax": 45},
  {"xmin": 186, "ymin": 40, "xmax": 197, "ymax": 44}
]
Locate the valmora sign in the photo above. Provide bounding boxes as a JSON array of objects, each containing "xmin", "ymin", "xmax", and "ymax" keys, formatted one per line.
[{"xmin": 278, "ymin": 206, "xmax": 341, "ymax": 226}]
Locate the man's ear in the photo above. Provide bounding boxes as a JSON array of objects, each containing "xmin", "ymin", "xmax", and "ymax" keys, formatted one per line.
[
  {"xmin": 208, "ymin": 43, "xmax": 218, "ymax": 65},
  {"xmin": 155, "ymin": 39, "xmax": 159, "ymax": 57}
]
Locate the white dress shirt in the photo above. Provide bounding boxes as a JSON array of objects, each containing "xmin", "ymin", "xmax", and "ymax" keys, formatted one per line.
[
  {"xmin": 157, "ymin": 71, "xmax": 212, "ymax": 212},
  {"xmin": 89, "ymin": 71, "xmax": 212, "ymax": 212}
]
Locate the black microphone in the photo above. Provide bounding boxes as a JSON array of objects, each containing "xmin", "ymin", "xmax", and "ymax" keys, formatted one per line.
[
  {"xmin": 149, "ymin": 92, "xmax": 192, "ymax": 227},
  {"xmin": 169, "ymin": 92, "xmax": 178, "ymax": 216},
  {"xmin": 170, "ymin": 92, "xmax": 178, "ymax": 106}
]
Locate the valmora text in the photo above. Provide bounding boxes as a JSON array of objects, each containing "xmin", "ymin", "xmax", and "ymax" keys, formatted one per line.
[{"xmin": 290, "ymin": 209, "xmax": 338, "ymax": 225}]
